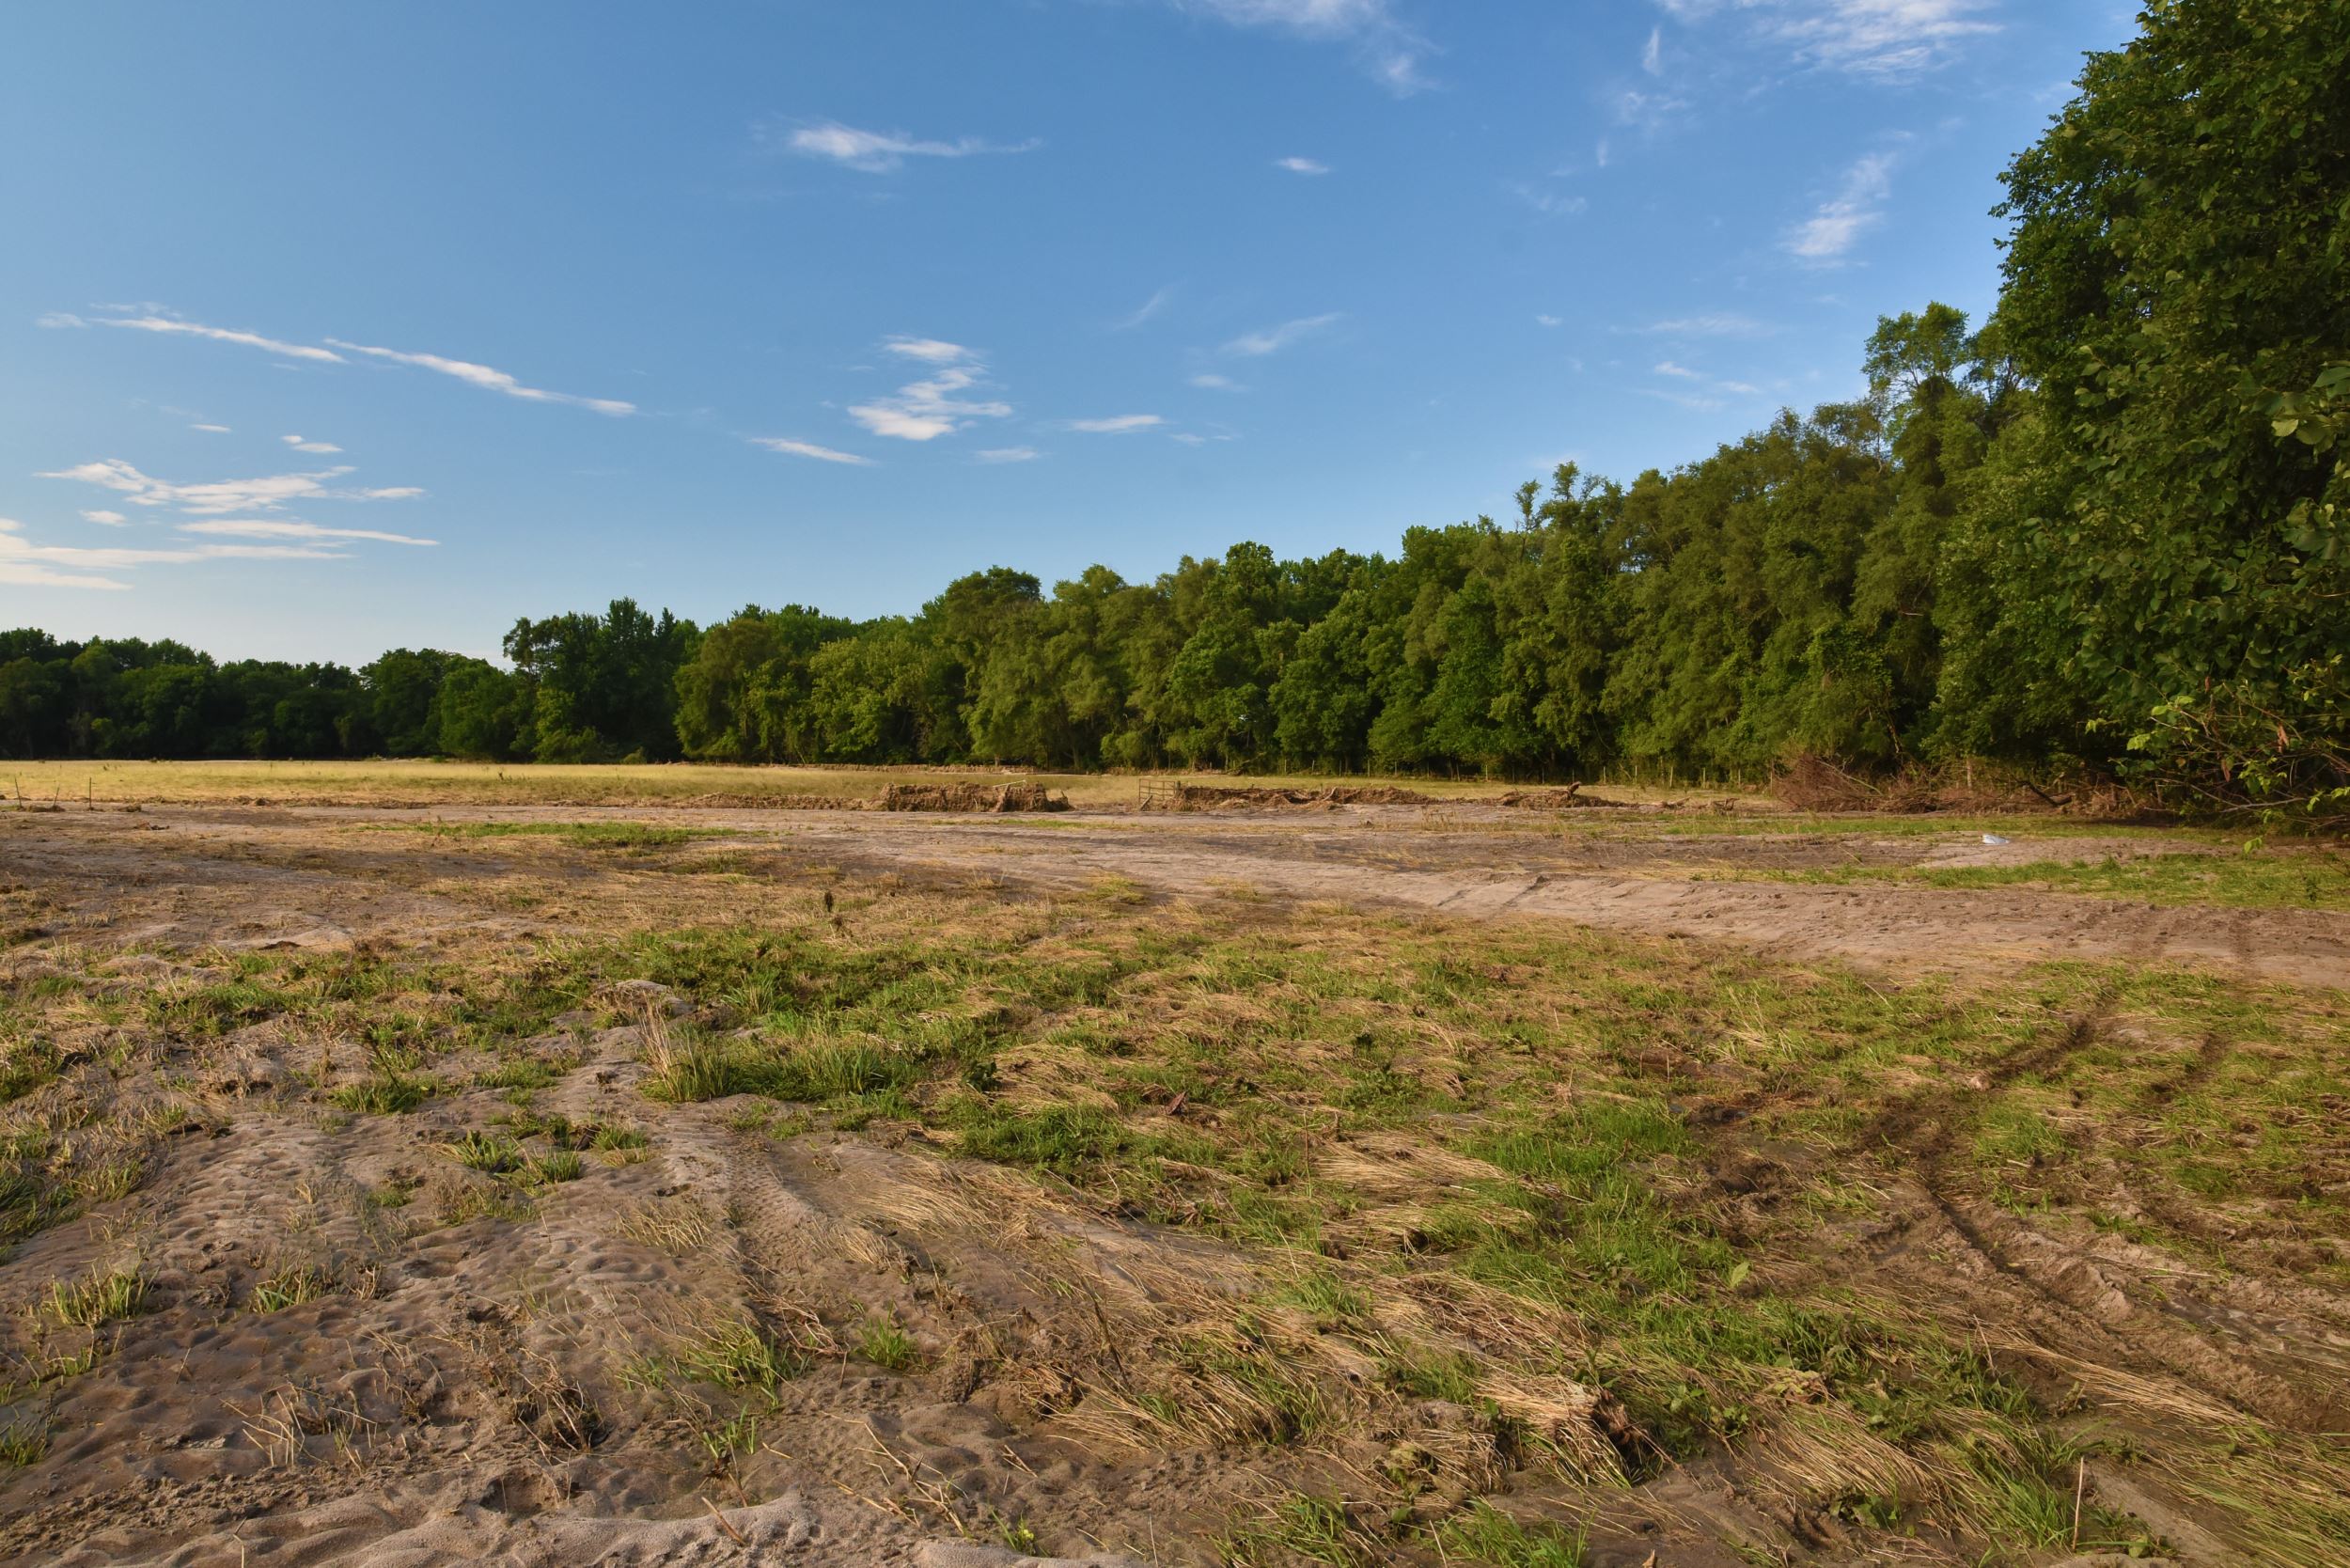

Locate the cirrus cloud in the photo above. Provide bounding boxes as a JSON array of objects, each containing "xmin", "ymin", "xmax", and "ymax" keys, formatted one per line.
[
  {"xmin": 1067, "ymin": 415, "xmax": 1165, "ymax": 434},
  {"xmin": 1180, "ymin": 0, "xmax": 1437, "ymax": 96},
  {"xmin": 751, "ymin": 437, "xmax": 876, "ymax": 466},
  {"xmin": 0, "ymin": 517, "xmax": 361, "ymax": 591},
  {"xmin": 39, "ymin": 459, "xmax": 424, "ymax": 515},
  {"xmin": 176, "ymin": 519, "xmax": 438, "ymax": 546},
  {"xmin": 327, "ymin": 339, "xmax": 635, "ymax": 416},
  {"xmin": 1785, "ymin": 149, "xmax": 1897, "ymax": 261},
  {"xmin": 1653, "ymin": 0, "xmax": 1996, "ymax": 78},
  {"xmin": 768, "ymin": 120, "xmax": 1041, "ymax": 174},
  {"xmin": 39, "ymin": 309, "xmax": 345, "ymax": 364},
  {"xmin": 1223, "ymin": 312, "xmax": 1342, "ymax": 357}
]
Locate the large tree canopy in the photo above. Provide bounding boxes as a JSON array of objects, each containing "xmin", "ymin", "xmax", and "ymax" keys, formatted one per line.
[{"xmin": 1981, "ymin": 0, "xmax": 2349, "ymax": 806}]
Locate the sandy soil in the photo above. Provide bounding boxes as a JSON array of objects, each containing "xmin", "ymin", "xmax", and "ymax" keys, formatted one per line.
[
  {"xmin": 0, "ymin": 803, "xmax": 2342, "ymax": 1567},
  {"xmin": 99, "ymin": 803, "xmax": 2346, "ymax": 989}
]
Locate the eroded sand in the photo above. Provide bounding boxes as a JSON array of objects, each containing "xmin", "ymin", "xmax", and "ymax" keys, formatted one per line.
[{"xmin": 0, "ymin": 804, "xmax": 2343, "ymax": 1567}]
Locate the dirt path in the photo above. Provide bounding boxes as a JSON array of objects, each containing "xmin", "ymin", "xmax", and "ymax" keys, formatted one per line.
[
  {"xmin": 22, "ymin": 804, "xmax": 2341, "ymax": 987},
  {"xmin": 774, "ymin": 813, "xmax": 2345, "ymax": 986}
]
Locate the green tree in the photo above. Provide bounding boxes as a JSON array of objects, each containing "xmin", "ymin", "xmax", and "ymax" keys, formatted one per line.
[{"xmin": 1982, "ymin": 0, "xmax": 2350, "ymax": 807}]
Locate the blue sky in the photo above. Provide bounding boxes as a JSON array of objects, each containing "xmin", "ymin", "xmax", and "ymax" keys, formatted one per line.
[{"xmin": 0, "ymin": 0, "xmax": 2138, "ymax": 664}]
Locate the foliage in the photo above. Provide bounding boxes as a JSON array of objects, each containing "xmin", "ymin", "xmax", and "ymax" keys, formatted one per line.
[{"xmin": 1980, "ymin": 0, "xmax": 2350, "ymax": 812}]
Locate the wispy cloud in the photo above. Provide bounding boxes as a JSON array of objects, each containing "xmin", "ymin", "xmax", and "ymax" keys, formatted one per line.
[
  {"xmin": 1112, "ymin": 287, "xmax": 1177, "ymax": 332},
  {"xmin": 39, "ymin": 459, "xmax": 424, "ymax": 515},
  {"xmin": 1114, "ymin": 290, "xmax": 1184, "ymax": 336},
  {"xmin": 1641, "ymin": 25, "xmax": 1664, "ymax": 73},
  {"xmin": 327, "ymin": 340, "xmax": 635, "ymax": 416},
  {"xmin": 1512, "ymin": 182, "xmax": 1588, "ymax": 217},
  {"xmin": 1654, "ymin": 0, "xmax": 1997, "ymax": 77},
  {"xmin": 1181, "ymin": 0, "xmax": 1437, "ymax": 95},
  {"xmin": 81, "ymin": 510, "xmax": 127, "ymax": 526},
  {"xmin": 1536, "ymin": 314, "xmax": 1564, "ymax": 328},
  {"xmin": 178, "ymin": 519, "xmax": 437, "ymax": 546},
  {"xmin": 0, "ymin": 520, "xmax": 132, "ymax": 589},
  {"xmin": 1641, "ymin": 312, "xmax": 1773, "ymax": 337},
  {"xmin": 1190, "ymin": 372, "xmax": 1245, "ymax": 390},
  {"xmin": 1223, "ymin": 312, "xmax": 1341, "ymax": 356},
  {"xmin": 1650, "ymin": 360, "xmax": 1763, "ymax": 404},
  {"xmin": 282, "ymin": 433, "xmax": 342, "ymax": 454},
  {"xmin": 48, "ymin": 307, "xmax": 634, "ymax": 416},
  {"xmin": 1068, "ymin": 415, "xmax": 1166, "ymax": 434},
  {"xmin": 1785, "ymin": 149, "xmax": 1896, "ymax": 260},
  {"xmin": 0, "ymin": 517, "xmax": 358, "ymax": 590},
  {"xmin": 848, "ymin": 339, "xmax": 1012, "ymax": 442},
  {"xmin": 40, "ymin": 309, "xmax": 346, "ymax": 364},
  {"xmin": 769, "ymin": 120, "xmax": 1041, "ymax": 173},
  {"xmin": 884, "ymin": 337, "xmax": 975, "ymax": 364},
  {"xmin": 977, "ymin": 447, "xmax": 1042, "ymax": 463},
  {"xmin": 750, "ymin": 437, "xmax": 876, "ymax": 466},
  {"xmin": 1275, "ymin": 156, "xmax": 1331, "ymax": 175},
  {"xmin": 1612, "ymin": 87, "xmax": 1690, "ymax": 133}
]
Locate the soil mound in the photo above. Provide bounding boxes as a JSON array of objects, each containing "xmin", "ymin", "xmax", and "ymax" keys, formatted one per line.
[
  {"xmin": 1773, "ymin": 755, "xmax": 2147, "ymax": 817},
  {"xmin": 1143, "ymin": 782, "xmax": 1439, "ymax": 811},
  {"xmin": 1494, "ymin": 785, "xmax": 1633, "ymax": 809},
  {"xmin": 881, "ymin": 781, "xmax": 1071, "ymax": 813}
]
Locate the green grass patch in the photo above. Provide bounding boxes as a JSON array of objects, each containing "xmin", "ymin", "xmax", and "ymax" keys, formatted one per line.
[
  {"xmin": 328, "ymin": 1072, "xmax": 431, "ymax": 1114},
  {"xmin": 1436, "ymin": 1502, "xmax": 1587, "ymax": 1568},
  {"xmin": 1713, "ymin": 848, "xmax": 2350, "ymax": 911},
  {"xmin": 373, "ymin": 820, "xmax": 720, "ymax": 849},
  {"xmin": 47, "ymin": 1266, "xmax": 149, "ymax": 1327},
  {"xmin": 441, "ymin": 1130, "xmax": 524, "ymax": 1174},
  {"xmin": 250, "ymin": 1262, "xmax": 334, "ymax": 1313},
  {"xmin": 854, "ymin": 1314, "xmax": 921, "ymax": 1372},
  {"xmin": 673, "ymin": 1320, "xmax": 804, "ymax": 1392}
]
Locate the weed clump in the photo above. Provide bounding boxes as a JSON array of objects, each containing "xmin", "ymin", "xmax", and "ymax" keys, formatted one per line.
[
  {"xmin": 441, "ymin": 1130, "xmax": 524, "ymax": 1173},
  {"xmin": 250, "ymin": 1262, "xmax": 335, "ymax": 1313},
  {"xmin": 48, "ymin": 1266, "xmax": 149, "ymax": 1327},
  {"xmin": 674, "ymin": 1320, "xmax": 805, "ymax": 1392}
]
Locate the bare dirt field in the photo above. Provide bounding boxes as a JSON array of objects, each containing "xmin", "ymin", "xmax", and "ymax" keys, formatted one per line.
[{"xmin": 1, "ymin": 778, "xmax": 2345, "ymax": 1567}]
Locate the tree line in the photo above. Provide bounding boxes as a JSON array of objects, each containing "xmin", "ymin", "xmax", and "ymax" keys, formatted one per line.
[{"xmin": 4, "ymin": 2, "xmax": 2343, "ymax": 810}]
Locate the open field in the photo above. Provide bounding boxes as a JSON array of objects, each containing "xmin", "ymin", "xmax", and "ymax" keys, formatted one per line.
[
  {"xmin": 0, "ymin": 779, "xmax": 2344, "ymax": 1567},
  {"xmin": 0, "ymin": 759, "xmax": 1751, "ymax": 813}
]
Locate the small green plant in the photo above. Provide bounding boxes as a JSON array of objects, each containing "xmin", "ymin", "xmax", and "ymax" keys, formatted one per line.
[
  {"xmin": 75, "ymin": 1158, "xmax": 144, "ymax": 1202},
  {"xmin": 700, "ymin": 1408, "xmax": 761, "ymax": 1472},
  {"xmin": 0, "ymin": 1417, "xmax": 46, "ymax": 1466},
  {"xmin": 1435, "ymin": 1501, "xmax": 1587, "ymax": 1567},
  {"xmin": 1377, "ymin": 1341, "xmax": 1480, "ymax": 1403},
  {"xmin": 1231, "ymin": 1494, "xmax": 1371, "ymax": 1567},
  {"xmin": 38, "ymin": 1343, "xmax": 99, "ymax": 1381},
  {"xmin": 855, "ymin": 1314, "xmax": 920, "ymax": 1372},
  {"xmin": 435, "ymin": 1181, "xmax": 533, "ymax": 1228},
  {"xmin": 47, "ymin": 1266, "xmax": 149, "ymax": 1327},
  {"xmin": 1273, "ymin": 1268, "xmax": 1371, "ymax": 1326},
  {"xmin": 475, "ymin": 1058, "xmax": 559, "ymax": 1091},
  {"xmin": 675, "ymin": 1320, "xmax": 801, "ymax": 1392},
  {"xmin": 592, "ymin": 1124, "xmax": 651, "ymax": 1165},
  {"xmin": 250, "ymin": 1262, "xmax": 335, "ymax": 1313},
  {"xmin": 527, "ymin": 1149, "xmax": 586, "ymax": 1184},
  {"xmin": 641, "ymin": 1028, "xmax": 745, "ymax": 1103},
  {"xmin": 442, "ymin": 1130, "xmax": 523, "ymax": 1173},
  {"xmin": 365, "ymin": 1181, "xmax": 415, "ymax": 1210},
  {"xmin": 329, "ymin": 1072, "xmax": 429, "ymax": 1114}
]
